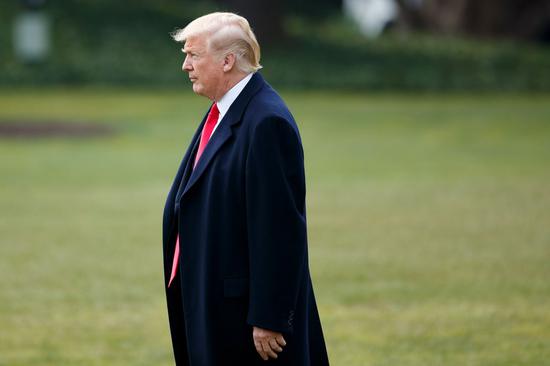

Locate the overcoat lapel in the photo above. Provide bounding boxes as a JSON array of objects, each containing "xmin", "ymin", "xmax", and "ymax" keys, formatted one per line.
[
  {"xmin": 179, "ymin": 73, "xmax": 265, "ymax": 200},
  {"xmin": 183, "ymin": 115, "xmax": 235, "ymax": 194},
  {"xmin": 174, "ymin": 132, "xmax": 201, "ymax": 203}
]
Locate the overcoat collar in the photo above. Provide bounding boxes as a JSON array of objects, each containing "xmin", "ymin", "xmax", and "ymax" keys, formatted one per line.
[{"xmin": 177, "ymin": 72, "xmax": 266, "ymax": 201}]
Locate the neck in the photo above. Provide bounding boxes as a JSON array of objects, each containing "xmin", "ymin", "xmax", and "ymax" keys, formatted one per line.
[{"xmin": 213, "ymin": 71, "xmax": 249, "ymax": 101}]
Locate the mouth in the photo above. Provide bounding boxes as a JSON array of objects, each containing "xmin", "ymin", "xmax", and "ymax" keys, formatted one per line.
[{"xmin": 189, "ymin": 77, "xmax": 197, "ymax": 82}]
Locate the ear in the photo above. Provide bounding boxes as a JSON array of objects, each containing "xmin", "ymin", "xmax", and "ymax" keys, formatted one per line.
[{"xmin": 222, "ymin": 53, "xmax": 236, "ymax": 72}]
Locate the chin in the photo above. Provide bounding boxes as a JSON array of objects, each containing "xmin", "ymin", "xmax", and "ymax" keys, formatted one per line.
[{"xmin": 192, "ymin": 84, "xmax": 205, "ymax": 96}]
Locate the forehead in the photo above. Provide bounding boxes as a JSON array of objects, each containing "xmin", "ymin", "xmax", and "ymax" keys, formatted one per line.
[{"xmin": 183, "ymin": 35, "xmax": 208, "ymax": 53}]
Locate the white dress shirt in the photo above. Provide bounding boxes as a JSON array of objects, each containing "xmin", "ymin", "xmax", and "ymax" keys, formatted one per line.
[{"xmin": 210, "ymin": 73, "xmax": 253, "ymax": 135}]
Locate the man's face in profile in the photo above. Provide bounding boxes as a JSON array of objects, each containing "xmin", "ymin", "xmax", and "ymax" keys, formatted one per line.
[{"xmin": 182, "ymin": 35, "xmax": 224, "ymax": 100}]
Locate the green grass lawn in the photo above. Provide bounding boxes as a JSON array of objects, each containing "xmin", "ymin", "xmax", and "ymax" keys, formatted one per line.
[{"xmin": 1, "ymin": 89, "xmax": 549, "ymax": 366}]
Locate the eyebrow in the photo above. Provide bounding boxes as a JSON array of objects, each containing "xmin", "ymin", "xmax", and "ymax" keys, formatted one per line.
[{"xmin": 182, "ymin": 47, "xmax": 200, "ymax": 55}]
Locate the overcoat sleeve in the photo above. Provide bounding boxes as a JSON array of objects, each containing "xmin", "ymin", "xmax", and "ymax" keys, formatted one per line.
[{"xmin": 245, "ymin": 115, "xmax": 308, "ymax": 334}]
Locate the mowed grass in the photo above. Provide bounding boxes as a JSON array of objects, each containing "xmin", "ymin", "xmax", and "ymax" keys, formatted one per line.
[{"xmin": 1, "ymin": 89, "xmax": 549, "ymax": 366}]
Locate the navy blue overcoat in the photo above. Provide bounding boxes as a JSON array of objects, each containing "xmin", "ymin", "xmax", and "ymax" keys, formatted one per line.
[{"xmin": 162, "ymin": 73, "xmax": 329, "ymax": 365}]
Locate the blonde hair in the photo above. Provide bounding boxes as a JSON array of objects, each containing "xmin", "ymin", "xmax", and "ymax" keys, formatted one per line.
[{"xmin": 172, "ymin": 12, "xmax": 262, "ymax": 73}]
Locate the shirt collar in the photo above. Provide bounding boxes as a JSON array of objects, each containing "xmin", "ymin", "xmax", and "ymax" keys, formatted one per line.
[{"xmin": 216, "ymin": 73, "xmax": 254, "ymax": 120}]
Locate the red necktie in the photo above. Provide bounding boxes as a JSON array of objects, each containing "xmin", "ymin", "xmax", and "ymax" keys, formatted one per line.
[{"xmin": 168, "ymin": 103, "xmax": 219, "ymax": 288}]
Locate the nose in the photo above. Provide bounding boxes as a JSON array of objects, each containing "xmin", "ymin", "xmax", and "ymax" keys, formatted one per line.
[{"xmin": 182, "ymin": 55, "xmax": 193, "ymax": 72}]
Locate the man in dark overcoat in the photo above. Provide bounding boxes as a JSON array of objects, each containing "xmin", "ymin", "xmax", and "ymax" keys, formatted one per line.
[{"xmin": 162, "ymin": 12, "xmax": 329, "ymax": 365}]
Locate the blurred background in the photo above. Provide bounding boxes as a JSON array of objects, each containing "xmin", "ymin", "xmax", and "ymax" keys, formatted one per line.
[
  {"xmin": 1, "ymin": 1, "xmax": 549, "ymax": 365},
  {"xmin": 2, "ymin": 0, "xmax": 550, "ymax": 89}
]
